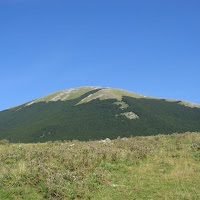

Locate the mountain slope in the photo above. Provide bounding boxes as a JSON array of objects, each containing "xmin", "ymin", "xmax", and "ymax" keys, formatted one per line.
[{"xmin": 0, "ymin": 86, "xmax": 200, "ymax": 143}]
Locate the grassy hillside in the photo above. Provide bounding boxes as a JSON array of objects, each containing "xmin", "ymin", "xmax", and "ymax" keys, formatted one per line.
[
  {"xmin": 0, "ymin": 132, "xmax": 200, "ymax": 199},
  {"xmin": 0, "ymin": 87, "xmax": 200, "ymax": 143},
  {"xmin": 1, "ymin": 93, "xmax": 200, "ymax": 143}
]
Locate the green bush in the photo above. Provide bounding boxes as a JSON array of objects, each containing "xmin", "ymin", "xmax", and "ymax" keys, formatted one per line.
[{"xmin": 0, "ymin": 139, "xmax": 9, "ymax": 145}]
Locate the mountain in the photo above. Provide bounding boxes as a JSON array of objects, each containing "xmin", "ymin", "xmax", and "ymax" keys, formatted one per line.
[{"xmin": 0, "ymin": 86, "xmax": 200, "ymax": 143}]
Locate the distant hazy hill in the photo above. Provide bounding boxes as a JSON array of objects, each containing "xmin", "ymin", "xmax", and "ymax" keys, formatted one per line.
[{"xmin": 0, "ymin": 86, "xmax": 200, "ymax": 143}]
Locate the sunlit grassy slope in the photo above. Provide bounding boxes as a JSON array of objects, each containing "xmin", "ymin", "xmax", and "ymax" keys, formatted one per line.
[
  {"xmin": 7, "ymin": 86, "xmax": 200, "ymax": 108},
  {"xmin": 0, "ymin": 132, "xmax": 200, "ymax": 199}
]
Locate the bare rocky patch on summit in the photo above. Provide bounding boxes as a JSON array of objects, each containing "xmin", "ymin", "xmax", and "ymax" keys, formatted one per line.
[{"xmin": 14, "ymin": 86, "xmax": 200, "ymax": 110}]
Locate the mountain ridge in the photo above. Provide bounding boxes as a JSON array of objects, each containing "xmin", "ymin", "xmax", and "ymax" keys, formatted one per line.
[
  {"xmin": 7, "ymin": 86, "xmax": 200, "ymax": 111},
  {"xmin": 1, "ymin": 86, "xmax": 200, "ymax": 143}
]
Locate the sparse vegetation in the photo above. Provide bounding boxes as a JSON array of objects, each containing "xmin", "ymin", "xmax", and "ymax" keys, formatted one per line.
[
  {"xmin": 0, "ymin": 139, "xmax": 9, "ymax": 145},
  {"xmin": 0, "ymin": 132, "xmax": 200, "ymax": 199}
]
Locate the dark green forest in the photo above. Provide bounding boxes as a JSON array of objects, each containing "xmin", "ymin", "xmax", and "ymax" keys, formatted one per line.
[{"xmin": 0, "ymin": 91, "xmax": 200, "ymax": 143}]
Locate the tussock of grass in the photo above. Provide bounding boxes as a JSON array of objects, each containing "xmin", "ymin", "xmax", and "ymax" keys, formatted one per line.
[{"xmin": 0, "ymin": 132, "xmax": 200, "ymax": 199}]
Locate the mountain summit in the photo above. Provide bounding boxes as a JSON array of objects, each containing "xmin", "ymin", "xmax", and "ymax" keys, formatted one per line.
[
  {"xmin": 1, "ymin": 86, "xmax": 200, "ymax": 143},
  {"xmin": 15, "ymin": 86, "xmax": 200, "ymax": 108}
]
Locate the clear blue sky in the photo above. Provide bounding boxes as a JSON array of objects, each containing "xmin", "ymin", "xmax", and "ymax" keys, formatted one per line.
[{"xmin": 0, "ymin": 0, "xmax": 200, "ymax": 111}]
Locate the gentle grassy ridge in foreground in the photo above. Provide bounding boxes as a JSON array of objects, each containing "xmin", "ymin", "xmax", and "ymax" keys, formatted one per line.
[{"xmin": 0, "ymin": 132, "xmax": 200, "ymax": 199}]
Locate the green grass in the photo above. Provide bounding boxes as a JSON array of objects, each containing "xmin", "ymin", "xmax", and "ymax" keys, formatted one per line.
[{"xmin": 0, "ymin": 132, "xmax": 200, "ymax": 199}]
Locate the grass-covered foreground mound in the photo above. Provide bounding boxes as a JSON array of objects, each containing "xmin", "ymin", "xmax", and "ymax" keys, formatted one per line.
[{"xmin": 0, "ymin": 132, "xmax": 200, "ymax": 199}]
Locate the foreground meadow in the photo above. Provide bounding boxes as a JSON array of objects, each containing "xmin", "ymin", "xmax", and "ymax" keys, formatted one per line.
[{"xmin": 0, "ymin": 132, "xmax": 200, "ymax": 199}]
